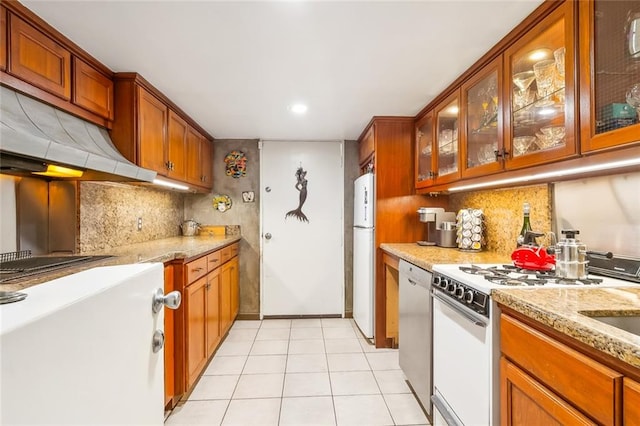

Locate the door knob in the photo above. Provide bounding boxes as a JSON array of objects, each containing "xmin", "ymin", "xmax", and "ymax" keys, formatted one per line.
[
  {"xmin": 265, "ymin": 187, "xmax": 271, "ymax": 193},
  {"xmin": 152, "ymin": 330, "xmax": 165, "ymax": 353},
  {"xmin": 265, "ymin": 233, "xmax": 272, "ymax": 240},
  {"xmin": 152, "ymin": 288, "xmax": 182, "ymax": 313}
]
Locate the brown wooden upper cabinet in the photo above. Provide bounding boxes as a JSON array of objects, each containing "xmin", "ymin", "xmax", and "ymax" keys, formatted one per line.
[
  {"xmin": 359, "ymin": 126, "xmax": 375, "ymax": 171},
  {"xmin": 579, "ymin": 0, "xmax": 640, "ymax": 153},
  {"xmin": 1, "ymin": 6, "xmax": 7, "ymax": 72},
  {"xmin": 111, "ymin": 73, "xmax": 214, "ymax": 191},
  {"xmin": 186, "ymin": 127, "xmax": 213, "ymax": 187},
  {"xmin": 8, "ymin": 14, "xmax": 71, "ymax": 100},
  {"xmin": 461, "ymin": 56, "xmax": 504, "ymax": 179},
  {"xmin": 434, "ymin": 90, "xmax": 461, "ymax": 185},
  {"xmin": 504, "ymin": 1, "xmax": 577, "ymax": 170},
  {"xmin": 167, "ymin": 110, "xmax": 188, "ymax": 182},
  {"xmin": 72, "ymin": 57, "xmax": 114, "ymax": 120},
  {"xmin": 415, "ymin": 111, "xmax": 435, "ymax": 188},
  {"xmin": 138, "ymin": 86, "xmax": 169, "ymax": 174}
]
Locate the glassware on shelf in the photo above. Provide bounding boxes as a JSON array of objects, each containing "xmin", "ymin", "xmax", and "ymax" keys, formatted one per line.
[
  {"xmin": 512, "ymin": 136, "xmax": 537, "ymax": 156},
  {"xmin": 513, "ymin": 71, "xmax": 536, "ymax": 109},
  {"xmin": 476, "ymin": 144, "xmax": 497, "ymax": 164},
  {"xmin": 626, "ymin": 83, "xmax": 640, "ymax": 119},
  {"xmin": 540, "ymin": 125, "xmax": 565, "ymax": 142},
  {"xmin": 533, "ymin": 59, "xmax": 556, "ymax": 106},
  {"xmin": 553, "ymin": 47, "xmax": 565, "ymax": 88}
]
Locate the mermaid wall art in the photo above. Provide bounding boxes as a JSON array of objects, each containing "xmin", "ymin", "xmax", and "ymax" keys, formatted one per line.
[{"xmin": 285, "ymin": 166, "xmax": 309, "ymax": 223}]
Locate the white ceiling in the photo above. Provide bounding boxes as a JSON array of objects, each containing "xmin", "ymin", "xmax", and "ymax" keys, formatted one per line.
[{"xmin": 23, "ymin": 0, "xmax": 544, "ymax": 141}]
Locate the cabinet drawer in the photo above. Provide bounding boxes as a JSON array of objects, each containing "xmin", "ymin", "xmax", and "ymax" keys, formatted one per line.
[
  {"xmin": 501, "ymin": 315, "xmax": 622, "ymax": 425},
  {"xmin": 220, "ymin": 246, "xmax": 232, "ymax": 264},
  {"xmin": 230, "ymin": 243, "xmax": 239, "ymax": 258},
  {"xmin": 185, "ymin": 256, "xmax": 208, "ymax": 284},
  {"xmin": 206, "ymin": 250, "xmax": 221, "ymax": 271}
]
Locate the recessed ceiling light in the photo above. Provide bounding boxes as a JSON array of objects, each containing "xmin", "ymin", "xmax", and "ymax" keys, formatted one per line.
[{"xmin": 289, "ymin": 103, "xmax": 308, "ymax": 114}]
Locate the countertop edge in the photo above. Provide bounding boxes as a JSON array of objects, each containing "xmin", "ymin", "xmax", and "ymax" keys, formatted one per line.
[
  {"xmin": 493, "ymin": 289, "xmax": 640, "ymax": 370},
  {"xmin": 1, "ymin": 235, "xmax": 242, "ymax": 292}
]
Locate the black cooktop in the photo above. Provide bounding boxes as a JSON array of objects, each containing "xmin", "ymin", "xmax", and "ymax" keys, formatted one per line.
[{"xmin": 0, "ymin": 253, "xmax": 113, "ymax": 283}]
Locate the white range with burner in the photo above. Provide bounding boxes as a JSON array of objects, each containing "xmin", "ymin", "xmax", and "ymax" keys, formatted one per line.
[{"xmin": 429, "ymin": 263, "xmax": 639, "ymax": 426}]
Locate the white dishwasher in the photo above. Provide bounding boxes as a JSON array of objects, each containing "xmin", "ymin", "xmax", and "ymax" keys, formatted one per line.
[{"xmin": 398, "ymin": 259, "xmax": 433, "ymax": 418}]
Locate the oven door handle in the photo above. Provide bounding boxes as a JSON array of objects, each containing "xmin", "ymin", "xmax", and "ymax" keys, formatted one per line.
[
  {"xmin": 432, "ymin": 392, "xmax": 464, "ymax": 426},
  {"xmin": 432, "ymin": 290, "xmax": 488, "ymax": 327}
]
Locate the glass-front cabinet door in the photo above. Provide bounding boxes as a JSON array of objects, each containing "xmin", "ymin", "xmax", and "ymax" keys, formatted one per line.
[
  {"xmin": 579, "ymin": 0, "xmax": 640, "ymax": 152},
  {"xmin": 415, "ymin": 112, "xmax": 435, "ymax": 188},
  {"xmin": 461, "ymin": 57, "xmax": 503, "ymax": 178},
  {"xmin": 434, "ymin": 91, "xmax": 461, "ymax": 184},
  {"xmin": 504, "ymin": 1, "xmax": 577, "ymax": 169}
]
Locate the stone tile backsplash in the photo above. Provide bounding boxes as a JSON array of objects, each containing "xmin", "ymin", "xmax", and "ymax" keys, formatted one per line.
[
  {"xmin": 449, "ymin": 184, "xmax": 552, "ymax": 257},
  {"xmin": 79, "ymin": 182, "xmax": 184, "ymax": 252}
]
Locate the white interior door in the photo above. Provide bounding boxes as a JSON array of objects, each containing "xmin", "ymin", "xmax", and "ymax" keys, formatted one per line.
[{"xmin": 261, "ymin": 140, "xmax": 344, "ymax": 317}]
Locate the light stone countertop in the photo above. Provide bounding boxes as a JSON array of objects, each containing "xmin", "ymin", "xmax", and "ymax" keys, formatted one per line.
[
  {"xmin": 380, "ymin": 243, "xmax": 640, "ymax": 371},
  {"xmin": 1, "ymin": 235, "xmax": 241, "ymax": 292},
  {"xmin": 380, "ymin": 243, "xmax": 511, "ymax": 271},
  {"xmin": 493, "ymin": 287, "xmax": 640, "ymax": 369}
]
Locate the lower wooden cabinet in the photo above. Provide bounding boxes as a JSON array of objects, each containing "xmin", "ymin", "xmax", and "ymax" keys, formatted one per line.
[
  {"xmin": 500, "ymin": 357, "xmax": 596, "ymax": 425},
  {"xmin": 205, "ymin": 268, "xmax": 221, "ymax": 358},
  {"xmin": 180, "ymin": 242, "xmax": 240, "ymax": 397},
  {"xmin": 499, "ymin": 312, "xmax": 640, "ymax": 426},
  {"xmin": 185, "ymin": 275, "xmax": 208, "ymax": 390},
  {"xmin": 625, "ymin": 378, "xmax": 640, "ymax": 425}
]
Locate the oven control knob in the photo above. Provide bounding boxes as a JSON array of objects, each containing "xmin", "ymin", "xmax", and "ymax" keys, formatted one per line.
[
  {"xmin": 455, "ymin": 286, "xmax": 464, "ymax": 299},
  {"xmin": 439, "ymin": 278, "xmax": 449, "ymax": 289},
  {"xmin": 464, "ymin": 290, "xmax": 474, "ymax": 304},
  {"xmin": 433, "ymin": 276, "xmax": 441, "ymax": 286},
  {"xmin": 447, "ymin": 282, "xmax": 456, "ymax": 294}
]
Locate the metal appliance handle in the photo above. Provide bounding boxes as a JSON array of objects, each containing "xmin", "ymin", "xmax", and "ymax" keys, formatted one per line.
[
  {"xmin": 432, "ymin": 290, "xmax": 487, "ymax": 327},
  {"xmin": 432, "ymin": 392, "xmax": 464, "ymax": 426},
  {"xmin": 152, "ymin": 288, "xmax": 182, "ymax": 313}
]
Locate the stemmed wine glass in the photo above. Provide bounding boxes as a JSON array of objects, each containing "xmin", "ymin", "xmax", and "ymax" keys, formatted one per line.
[{"xmin": 513, "ymin": 71, "xmax": 535, "ymax": 109}]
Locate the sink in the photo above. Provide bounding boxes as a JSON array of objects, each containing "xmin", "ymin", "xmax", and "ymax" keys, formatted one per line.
[{"xmin": 580, "ymin": 312, "xmax": 640, "ymax": 336}]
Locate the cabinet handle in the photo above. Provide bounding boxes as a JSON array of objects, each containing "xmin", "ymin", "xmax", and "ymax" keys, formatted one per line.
[
  {"xmin": 192, "ymin": 267, "xmax": 204, "ymax": 272},
  {"xmin": 428, "ymin": 171, "xmax": 437, "ymax": 178},
  {"xmin": 209, "ymin": 259, "xmax": 219, "ymax": 264},
  {"xmin": 165, "ymin": 161, "xmax": 171, "ymax": 170},
  {"xmin": 494, "ymin": 148, "xmax": 509, "ymax": 160}
]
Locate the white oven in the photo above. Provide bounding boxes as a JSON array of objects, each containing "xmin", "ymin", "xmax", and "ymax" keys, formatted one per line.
[
  {"xmin": 430, "ymin": 262, "xmax": 639, "ymax": 426},
  {"xmin": 431, "ymin": 270, "xmax": 499, "ymax": 426}
]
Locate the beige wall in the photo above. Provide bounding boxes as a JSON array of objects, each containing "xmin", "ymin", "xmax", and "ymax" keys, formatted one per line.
[{"xmin": 185, "ymin": 139, "xmax": 261, "ymax": 318}]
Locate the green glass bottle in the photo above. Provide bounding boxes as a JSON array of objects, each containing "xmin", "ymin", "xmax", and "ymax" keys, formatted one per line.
[{"xmin": 516, "ymin": 202, "xmax": 532, "ymax": 247}]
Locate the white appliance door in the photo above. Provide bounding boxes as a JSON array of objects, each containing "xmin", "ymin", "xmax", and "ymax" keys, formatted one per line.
[
  {"xmin": 354, "ymin": 173, "xmax": 375, "ymax": 228},
  {"xmin": 261, "ymin": 140, "xmax": 345, "ymax": 316},
  {"xmin": 0, "ymin": 264, "xmax": 165, "ymax": 425},
  {"xmin": 353, "ymin": 226, "xmax": 375, "ymax": 338},
  {"xmin": 432, "ymin": 294, "xmax": 491, "ymax": 426}
]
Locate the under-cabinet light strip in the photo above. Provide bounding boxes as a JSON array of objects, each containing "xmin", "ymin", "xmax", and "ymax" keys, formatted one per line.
[
  {"xmin": 448, "ymin": 157, "xmax": 640, "ymax": 192},
  {"xmin": 153, "ymin": 178, "xmax": 189, "ymax": 191}
]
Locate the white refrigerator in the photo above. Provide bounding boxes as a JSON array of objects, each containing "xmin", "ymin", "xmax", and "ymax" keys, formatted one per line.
[{"xmin": 353, "ymin": 173, "xmax": 375, "ymax": 339}]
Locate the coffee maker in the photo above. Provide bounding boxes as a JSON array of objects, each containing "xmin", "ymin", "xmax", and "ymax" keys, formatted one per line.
[{"xmin": 417, "ymin": 207, "xmax": 457, "ymax": 247}]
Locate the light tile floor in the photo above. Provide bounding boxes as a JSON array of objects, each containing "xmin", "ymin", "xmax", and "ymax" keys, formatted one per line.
[{"xmin": 165, "ymin": 318, "xmax": 429, "ymax": 426}]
